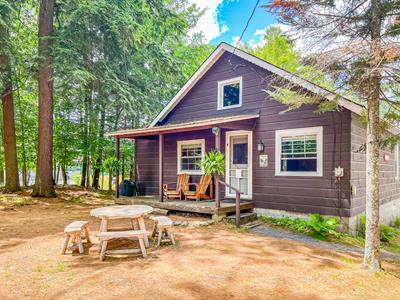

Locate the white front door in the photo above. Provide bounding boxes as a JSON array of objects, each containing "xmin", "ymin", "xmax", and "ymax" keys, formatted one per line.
[{"xmin": 225, "ymin": 130, "xmax": 252, "ymax": 199}]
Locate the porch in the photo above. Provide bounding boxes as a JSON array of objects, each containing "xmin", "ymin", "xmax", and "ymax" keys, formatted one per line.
[
  {"xmin": 108, "ymin": 114, "xmax": 260, "ymax": 225},
  {"xmin": 115, "ymin": 195, "xmax": 254, "ymax": 218}
]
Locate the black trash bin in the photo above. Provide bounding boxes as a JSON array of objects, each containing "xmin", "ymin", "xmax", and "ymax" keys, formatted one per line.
[{"xmin": 119, "ymin": 180, "xmax": 136, "ymax": 197}]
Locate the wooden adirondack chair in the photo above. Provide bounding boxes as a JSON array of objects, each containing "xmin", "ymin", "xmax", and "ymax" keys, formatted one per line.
[
  {"xmin": 183, "ymin": 175, "xmax": 213, "ymax": 201},
  {"xmin": 163, "ymin": 174, "xmax": 190, "ymax": 200}
]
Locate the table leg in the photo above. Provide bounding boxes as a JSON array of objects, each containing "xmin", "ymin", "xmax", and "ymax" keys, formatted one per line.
[
  {"xmin": 98, "ymin": 218, "xmax": 108, "ymax": 253},
  {"xmin": 138, "ymin": 217, "xmax": 149, "ymax": 247},
  {"xmin": 131, "ymin": 219, "xmax": 139, "ymax": 230}
]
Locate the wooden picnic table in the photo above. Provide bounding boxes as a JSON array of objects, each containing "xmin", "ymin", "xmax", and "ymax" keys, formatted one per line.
[{"xmin": 90, "ymin": 205, "xmax": 153, "ymax": 247}]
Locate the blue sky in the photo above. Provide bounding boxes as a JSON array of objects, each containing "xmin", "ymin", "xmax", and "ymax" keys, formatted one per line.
[{"xmin": 189, "ymin": 0, "xmax": 277, "ymax": 46}]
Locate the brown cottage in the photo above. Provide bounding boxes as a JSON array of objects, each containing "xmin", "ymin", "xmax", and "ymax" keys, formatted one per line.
[{"xmin": 109, "ymin": 43, "xmax": 400, "ymax": 231}]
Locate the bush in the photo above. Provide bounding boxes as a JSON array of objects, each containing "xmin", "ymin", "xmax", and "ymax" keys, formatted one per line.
[
  {"xmin": 359, "ymin": 214, "xmax": 398, "ymax": 242},
  {"xmin": 394, "ymin": 217, "xmax": 400, "ymax": 228},
  {"xmin": 260, "ymin": 213, "xmax": 338, "ymax": 238},
  {"xmin": 307, "ymin": 213, "xmax": 338, "ymax": 237}
]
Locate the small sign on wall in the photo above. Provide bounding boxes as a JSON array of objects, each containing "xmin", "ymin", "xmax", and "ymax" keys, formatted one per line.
[{"xmin": 259, "ymin": 154, "xmax": 268, "ymax": 168}]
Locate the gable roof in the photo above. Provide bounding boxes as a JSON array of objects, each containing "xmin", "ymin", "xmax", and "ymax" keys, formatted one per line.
[{"xmin": 149, "ymin": 42, "xmax": 365, "ymax": 127}]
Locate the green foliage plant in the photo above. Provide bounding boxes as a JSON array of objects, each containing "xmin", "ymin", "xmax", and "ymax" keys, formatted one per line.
[
  {"xmin": 259, "ymin": 213, "xmax": 338, "ymax": 239},
  {"xmin": 103, "ymin": 157, "xmax": 122, "ymax": 176},
  {"xmin": 393, "ymin": 216, "xmax": 400, "ymax": 228},
  {"xmin": 103, "ymin": 157, "xmax": 122, "ymax": 191},
  {"xmin": 359, "ymin": 214, "xmax": 398, "ymax": 242},
  {"xmin": 199, "ymin": 150, "xmax": 225, "ymax": 176}
]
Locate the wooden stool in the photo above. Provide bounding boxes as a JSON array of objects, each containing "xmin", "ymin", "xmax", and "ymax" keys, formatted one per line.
[
  {"xmin": 61, "ymin": 221, "xmax": 91, "ymax": 254},
  {"xmin": 97, "ymin": 230, "xmax": 148, "ymax": 261},
  {"xmin": 151, "ymin": 216, "xmax": 175, "ymax": 247}
]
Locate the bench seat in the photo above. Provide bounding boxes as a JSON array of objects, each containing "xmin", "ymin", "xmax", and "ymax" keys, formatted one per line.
[{"xmin": 98, "ymin": 230, "xmax": 148, "ymax": 260}]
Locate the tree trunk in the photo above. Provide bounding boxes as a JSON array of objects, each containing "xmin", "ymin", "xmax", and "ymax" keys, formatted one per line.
[
  {"xmin": 85, "ymin": 158, "xmax": 91, "ymax": 188},
  {"xmin": 108, "ymin": 172, "xmax": 112, "ymax": 192},
  {"xmin": 56, "ymin": 163, "xmax": 60, "ymax": 185},
  {"xmin": 15, "ymin": 81, "xmax": 28, "ymax": 187},
  {"xmin": 80, "ymin": 156, "xmax": 87, "ymax": 186},
  {"xmin": 92, "ymin": 108, "xmax": 105, "ymax": 189},
  {"xmin": 61, "ymin": 164, "xmax": 67, "ymax": 186},
  {"xmin": 363, "ymin": 0, "xmax": 382, "ymax": 272},
  {"xmin": 0, "ymin": 167, "xmax": 4, "ymax": 185},
  {"xmin": 21, "ymin": 163, "xmax": 27, "ymax": 187},
  {"xmin": 0, "ymin": 25, "xmax": 21, "ymax": 193},
  {"xmin": 32, "ymin": 0, "xmax": 56, "ymax": 197}
]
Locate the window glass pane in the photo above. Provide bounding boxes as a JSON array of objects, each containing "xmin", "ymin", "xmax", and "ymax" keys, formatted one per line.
[
  {"xmin": 281, "ymin": 159, "xmax": 317, "ymax": 172},
  {"xmin": 180, "ymin": 142, "xmax": 203, "ymax": 172},
  {"xmin": 223, "ymin": 82, "xmax": 240, "ymax": 107},
  {"xmin": 280, "ymin": 134, "xmax": 318, "ymax": 173}
]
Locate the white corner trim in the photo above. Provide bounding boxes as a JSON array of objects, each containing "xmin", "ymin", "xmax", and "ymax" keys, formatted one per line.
[
  {"xmin": 275, "ymin": 126, "xmax": 323, "ymax": 177},
  {"xmin": 149, "ymin": 42, "xmax": 365, "ymax": 127},
  {"xmin": 217, "ymin": 76, "xmax": 243, "ymax": 110},
  {"xmin": 177, "ymin": 139, "xmax": 205, "ymax": 175}
]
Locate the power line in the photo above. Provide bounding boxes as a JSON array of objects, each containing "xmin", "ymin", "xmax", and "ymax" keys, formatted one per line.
[{"xmin": 228, "ymin": 0, "xmax": 261, "ymax": 66}]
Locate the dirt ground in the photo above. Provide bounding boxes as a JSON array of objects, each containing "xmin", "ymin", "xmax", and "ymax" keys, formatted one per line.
[{"xmin": 1, "ymin": 188, "xmax": 400, "ymax": 300}]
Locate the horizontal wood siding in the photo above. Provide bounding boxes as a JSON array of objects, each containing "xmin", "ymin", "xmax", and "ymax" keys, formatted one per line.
[
  {"xmin": 136, "ymin": 138, "xmax": 159, "ymax": 195},
  {"xmin": 350, "ymin": 113, "xmax": 400, "ymax": 216},
  {"xmin": 137, "ymin": 52, "xmax": 353, "ymax": 217},
  {"xmin": 136, "ymin": 129, "xmax": 227, "ymax": 197}
]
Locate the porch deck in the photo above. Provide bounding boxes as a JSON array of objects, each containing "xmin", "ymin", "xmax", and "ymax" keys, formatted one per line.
[{"xmin": 115, "ymin": 196, "xmax": 253, "ymax": 217}]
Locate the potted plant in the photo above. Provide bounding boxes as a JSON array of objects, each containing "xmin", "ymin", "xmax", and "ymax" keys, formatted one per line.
[{"xmin": 199, "ymin": 150, "xmax": 225, "ymax": 203}]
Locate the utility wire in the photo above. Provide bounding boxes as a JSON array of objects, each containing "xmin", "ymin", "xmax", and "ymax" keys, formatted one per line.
[{"xmin": 228, "ymin": 0, "xmax": 261, "ymax": 66}]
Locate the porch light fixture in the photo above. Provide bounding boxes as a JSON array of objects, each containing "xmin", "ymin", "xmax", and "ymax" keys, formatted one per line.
[{"xmin": 257, "ymin": 140, "xmax": 264, "ymax": 152}]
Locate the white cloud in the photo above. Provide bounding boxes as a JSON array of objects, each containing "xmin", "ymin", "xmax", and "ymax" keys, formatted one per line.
[
  {"xmin": 231, "ymin": 35, "xmax": 241, "ymax": 46},
  {"xmin": 188, "ymin": 0, "xmax": 229, "ymax": 43},
  {"xmin": 254, "ymin": 28, "xmax": 266, "ymax": 36}
]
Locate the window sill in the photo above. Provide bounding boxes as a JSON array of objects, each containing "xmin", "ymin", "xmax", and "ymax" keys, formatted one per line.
[
  {"xmin": 217, "ymin": 104, "xmax": 242, "ymax": 110},
  {"xmin": 178, "ymin": 171, "xmax": 204, "ymax": 176},
  {"xmin": 275, "ymin": 172, "xmax": 322, "ymax": 177}
]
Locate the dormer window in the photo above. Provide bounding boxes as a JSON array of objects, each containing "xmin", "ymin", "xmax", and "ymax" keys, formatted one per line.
[{"xmin": 217, "ymin": 77, "xmax": 242, "ymax": 110}]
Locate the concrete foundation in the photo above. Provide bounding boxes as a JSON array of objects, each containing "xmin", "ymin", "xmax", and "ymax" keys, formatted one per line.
[{"xmin": 255, "ymin": 197, "xmax": 400, "ymax": 235}]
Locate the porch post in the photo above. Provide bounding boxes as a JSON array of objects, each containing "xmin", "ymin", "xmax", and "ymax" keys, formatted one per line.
[
  {"xmin": 214, "ymin": 127, "xmax": 220, "ymax": 209},
  {"xmin": 116, "ymin": 137, "xmax": 120, "ymax": 198},
  {"xmin": 159, "ymin": 134, "xmax": 164, "ymax": 202}
]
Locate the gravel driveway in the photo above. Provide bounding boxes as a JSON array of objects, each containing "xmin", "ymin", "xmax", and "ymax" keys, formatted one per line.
[{"xmin": 251, "ymin": 224, "xmax": 400, "ymax": 261}]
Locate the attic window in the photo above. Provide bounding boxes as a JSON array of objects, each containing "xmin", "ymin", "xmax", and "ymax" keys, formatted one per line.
[{"xmin": 217, "ymin": 77, "xmax": 242, "ymax": 110}]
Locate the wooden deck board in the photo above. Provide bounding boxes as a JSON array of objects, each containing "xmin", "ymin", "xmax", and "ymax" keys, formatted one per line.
[{"xmin": 116, "ymin": 196, "xmax": 253, "ymax": 216}]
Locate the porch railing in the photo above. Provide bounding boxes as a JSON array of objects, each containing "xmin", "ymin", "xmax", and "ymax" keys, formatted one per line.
[{"xmin": 217, "ymin": 179, "xmax": 242, "ymax": 227}]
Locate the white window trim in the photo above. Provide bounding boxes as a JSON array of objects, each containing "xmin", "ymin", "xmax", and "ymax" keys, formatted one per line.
[
  {"xmin": 217, "ymin": 76, "xmax": 242, "ymax": 110},
  {"xmin": 395, "ymin": 143, "xmax": 399, "ymax": 180},
  {"xmin": 275, "ymin": 126, "xmax": 323, "ymax": 177},
  {"xmin": 177, "ymin": 139, "xmax": 205, "ymax": 175}
]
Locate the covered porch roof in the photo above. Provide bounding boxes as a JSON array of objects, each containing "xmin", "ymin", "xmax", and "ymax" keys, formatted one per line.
[{"xmin": 106, "ymin": 114, "xmax": 259, "ymax": 138}]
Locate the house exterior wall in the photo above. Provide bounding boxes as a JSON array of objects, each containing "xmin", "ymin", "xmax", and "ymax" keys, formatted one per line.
[
  {"xmin": 350, "ymin": 113, "xmax": 400, "ymax": 226},
  {"xmin": 135, "ymin": 51, "xmax": 354, "ymax": 218},
  {"xmin": 136, "ymin": 129, "xmax": 227, "ymax": 197}
]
